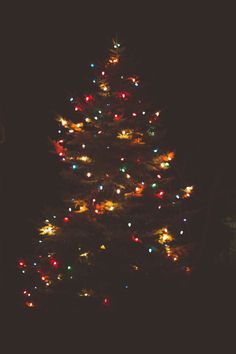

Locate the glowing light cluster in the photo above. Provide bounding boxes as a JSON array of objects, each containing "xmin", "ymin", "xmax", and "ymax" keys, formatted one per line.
[
  {"xmin": 73, "ymin": 199, "xmax": 88, "ymax": 213},
  {"xmin": 39, "ymin": 223, "xmax": 59, "ymax": 236},
  {"xmin": 154, "ymin": 228, "xmax": 174, "ymax": 245}
]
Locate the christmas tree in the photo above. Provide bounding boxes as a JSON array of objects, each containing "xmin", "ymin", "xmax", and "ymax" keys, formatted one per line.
[{"xmin": 19, "ymin": 39, "xmax": 193, "ymax": 311}]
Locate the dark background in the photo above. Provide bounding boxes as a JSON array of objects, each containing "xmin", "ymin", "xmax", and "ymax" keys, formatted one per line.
[{"xmin": 1, "ymin": 2, "xmax": 234, "ymax": 336}]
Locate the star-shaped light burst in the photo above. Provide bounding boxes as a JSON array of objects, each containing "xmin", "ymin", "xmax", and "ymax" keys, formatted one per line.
[{"xmin": 39, "ymin": 223, "xmax": 60, "ymax": 236}]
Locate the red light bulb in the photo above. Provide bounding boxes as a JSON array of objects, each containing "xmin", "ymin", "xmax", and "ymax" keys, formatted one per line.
[
  {"xmin": 155, "ymin": 191, "xmax": 165, "ymax": 199},
  {"xmin": 64, "ymin": 217, "xmax": 69, "ymax": 222},
  {"xmin": 50, "ymin": 259, "xmax": 58, "ymax": 268},
  {"xmin": 85, "ymin": 95, "xmax": 93, "ymax": 103},
  {"xmin": 114, "ymin": 114, "xmax": 121, "ymax": 121},
  {"xmin": 19, "ymin": 260, "xmax": 25, "ymax": 268},
  {"xmin": 131, "ymin": 235, "xmax": 142, "ymax": 243},
  {"xmin": 102, "ymin": 297, "xmax": 110, "ymax": 306}
]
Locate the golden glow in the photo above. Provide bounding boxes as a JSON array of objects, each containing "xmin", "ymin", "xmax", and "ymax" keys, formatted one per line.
[
  {"xmin": 73, "ymin": 199, "xmax": 88, "ymax": 213},
  {"xmin": 39, "ymin": 223, "xmax": 59, "ymax": 236},
  {"xmin": 77, "ymin": 155, "xmax": 92, "ymax": 163},
  {"xmin": 41, "ymin": 275, "xmax": 50, "ymax": 283},
  {"xmin": 182, "ymin": 186, "xmax": 193, "ymax": 198},
  {"xmin": 80, "ymin": 252, "xmax": 89, "ymax": 258},
  {"xmin": 117, "ymin": 129, "xmax": 133, "ymax": 140},
  {"xmin": 109, "ymin": 57, "xmax": 119, "ymax": 64},
  {"xmin": 58, "ymin": 116, "xmax": 68, "ymax": 127},
  {"xmin": 131, "ymin": 265, "xmax": 139, "ymax": 271},
  {"xmin": 70, "ymin": 122, "xmax": 84, "ymax": 132},
  {"xmin": 154, "ymin": 227, "xmax": 174, "ymax": 244},
  {"xmin": 79, "ymin": 288, "xmax": 94, "ymax": 297},
  {"xmin": 100, "ymin": 244, "xmax": 106, "ymax": 250},
  {"xmin": 95, "ymin": 200, "xmax": 120, "ymax": 213},
  {"xmin": 103, "ymin": 200, "xmax": 118, "ymax": 211},
  {"xmin": 163, "ymin": 152, "xmax": 175, "ymax": 161},
  {"xmin": 125, "ymin": 184, "xmax": 144, "ymax": 198},
  {"xmin": 99, "ymin": 82, "xmax": 110, "ymax": 92},
  {"xmin": 85, "ymin": 117, "xmax": 92, "ymax": 123},
  {"xmin": 153, "ymin": 152, "xmax": 174, "ymax": 170},
  {"xmin": 131, "ymin": 135, "xmax": 145, "ymax": 145}
]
